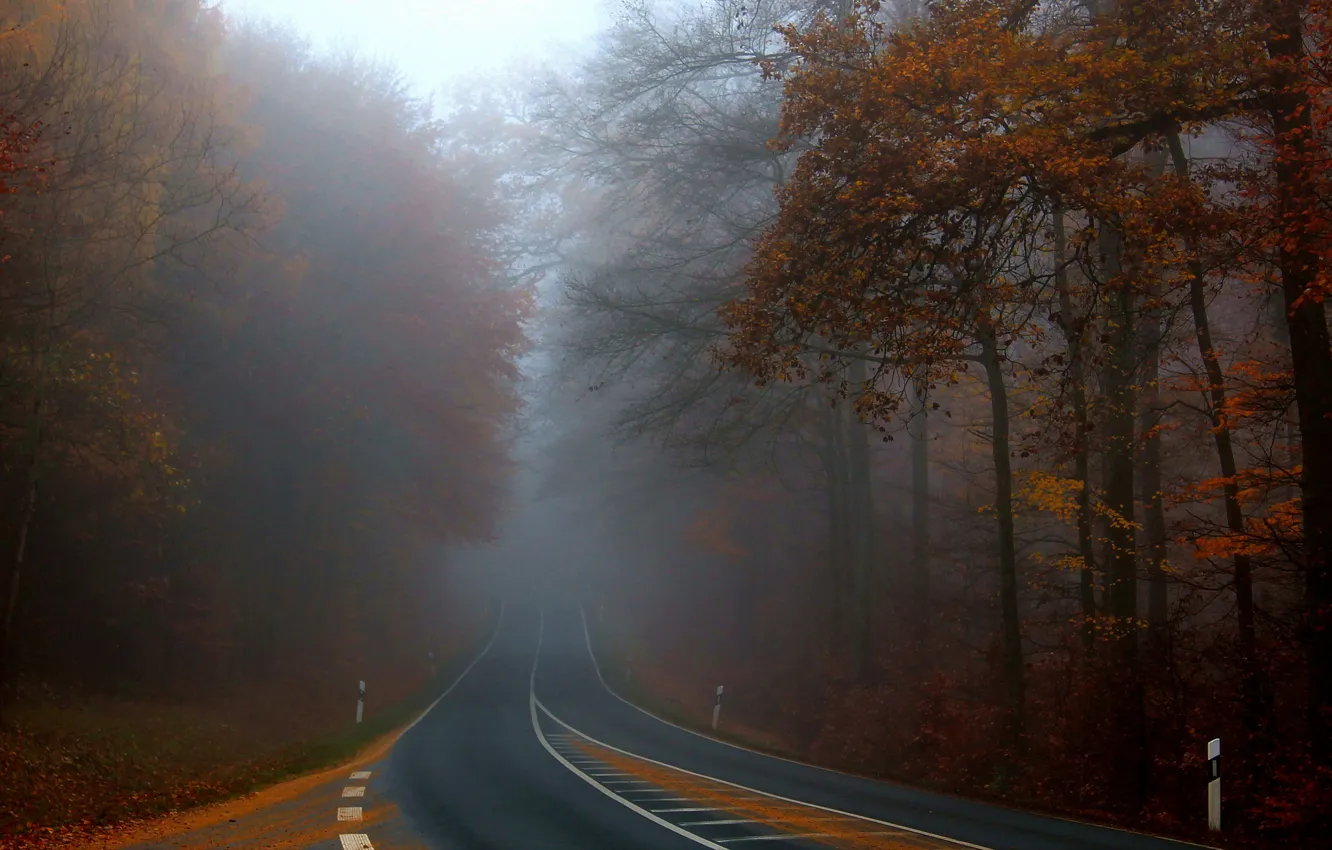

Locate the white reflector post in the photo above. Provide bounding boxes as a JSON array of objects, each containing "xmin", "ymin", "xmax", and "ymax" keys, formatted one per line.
[
  {"xmin": 1207, "ymin": 737, "xmax": 1221, "ymax": 831},
  {"xmin": 712, "ymin": 684, "xmax": 724, "ymax": 730},
  {"xmin": 356, "ymin": 680, "xmax": 366, "ymax": 724}
]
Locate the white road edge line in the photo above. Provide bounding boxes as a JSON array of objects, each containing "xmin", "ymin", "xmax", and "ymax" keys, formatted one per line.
[
  {"xmin": 530, "ymin": 608, "xmax": 728, "ymax": 850},
  {"xmin": 396, "ymin": 602, "xmax": 507, "ymax": 740},
  {"xmin": 337, "ymin": 608, "xmax": 507, "ymax": 850},
  {"xmin": 533, "ymin": 698, "xmax": 991, "ymax": 850},
  {"xmin": 575, "ymin": 604, "xmax": 1220, "ymax": 850},
  {"xmin": 578, "ymin": 602, "xmax": 820, "ymax": 767}
]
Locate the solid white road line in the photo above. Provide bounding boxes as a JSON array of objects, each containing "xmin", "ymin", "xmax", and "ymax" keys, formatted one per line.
[
  {"xmin": 534, "ymin": 698, "xmax": 992, "ymax": 850},
  {"xmin": 331, "ymin": 605, "xmax": 505, "ymax": 850},
  {"xmin": 575, "ymin": 604, "xmax": 1223, "ymax": 850},
  {"xmin": 396, "ymin": 602, "xmax": 507, "ymax": 740},
  {"xmin": 529, "ymin": 609, "xmax": 728, "ymax": 850}
]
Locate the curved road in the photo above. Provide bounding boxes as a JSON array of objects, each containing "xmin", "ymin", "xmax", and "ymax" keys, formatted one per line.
[{"xmin": 382, "ymin": 600, "xmax": 1207, "ymax": 850}]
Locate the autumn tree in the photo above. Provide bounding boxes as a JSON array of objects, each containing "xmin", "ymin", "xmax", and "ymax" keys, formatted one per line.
[
  {"xmin": 720, "ymin": 0, "xmax": 1287, "ymax": 776},
  {"xmin": 0, "ymin": 12, "xmax": 524, "ymax": 722},
  {"xmin": 472, "ymin": 0, "xmax": 1332, "ymax": 837},
  {"xmin": 531, "ymin": 0, "xmax": 921, "ymax": 677},
  {"xmin": 0, "ymin": 0, "xmax": 266, "ymax": 684},
  {"xmin": 142, "ymin": 24, "xmax": 527, "ymax": 690}
]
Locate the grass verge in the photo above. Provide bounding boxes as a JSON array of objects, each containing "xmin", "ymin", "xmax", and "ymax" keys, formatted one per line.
[
  {"xmin": 584, "ymin": 615, "xmax": 1235, "ymax": 850},
  {"xmin": 0, "ymin": 611, "xmax": 497, "ymax": 849},
  {"xmin": 585, "ymin": 614, "xmax": 803, "ymax": 763}
]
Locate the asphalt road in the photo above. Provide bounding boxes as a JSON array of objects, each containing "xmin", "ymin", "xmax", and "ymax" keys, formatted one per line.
[
  {"xmin": 385, "ymin": 601, "xmax": 704, "ymax": 850},
  {"xmin": 385, "ymin": 600, "xmax": 1209, "ymax": 850}
]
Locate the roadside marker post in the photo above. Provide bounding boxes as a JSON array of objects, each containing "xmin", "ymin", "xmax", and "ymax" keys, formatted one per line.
[
  {"xmin": 1207, "ymin": 737, "xmax": 1221, "ymax": 831},
  {"xmin": 712, "ymin": 685, "xmax": 724, "ymax": 730},
  {"xmin": 356, "ymin": 680, "xmax": 366, "ymax": 724}
]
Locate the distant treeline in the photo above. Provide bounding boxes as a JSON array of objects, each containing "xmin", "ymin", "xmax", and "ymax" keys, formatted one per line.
[{"xmin": 0, "ymin": 0, "xmax": 524, "ymax": 713}]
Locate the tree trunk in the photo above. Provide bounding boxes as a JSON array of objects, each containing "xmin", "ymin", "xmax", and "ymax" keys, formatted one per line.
[
  {"xmin": 979, "ymin": 327, "xmax": 1025, "ymax": 743},
  {"xmin": 831, "ymin": 0, "xmax": 873, "ymax": 685},
  {"xmin": 1137, "ymin": 149, "xmax": 1170, "ymax": 653},
  {"xmin": 821, "ymin": 399, "xmax": 852, "ymax": 665},
  {"xmin": 845, "ymin": 357, "xmax": 875, "ymax": 683},
  {"xmin": 1053, "ymin": 204, "xmax": 1098, "ymax": 645},
  {"xmin": 1265, "ymin": 290, "xmax": 1300, "ymax": 507},
  {"xmin": 909, "ymin": 373, "xmax": 931, "ymax": 663},
  {"xmin": 0, "ymin": 350, "xmax": 48, "ymax": 704},
  {"xmin": 1261, "ymin": 4, "xmax": 1332, "ymax": 764},
  {"xmin": 1166, "ymin": 130, "xmax": 1268, "ymax": 741},
  {"xmin": 1098, "ymin": 220, "xmax": 1140, "ymax": 645},
  {"xmin": 1138, "ymin": 280, "xmax": 1169, "ymax": 656},
  {"xmin": 1099, "ymin": 217, "xmax": 1148, "ymax": 807}
]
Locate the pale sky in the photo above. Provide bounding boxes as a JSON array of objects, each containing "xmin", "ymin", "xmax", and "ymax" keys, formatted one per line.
[{"xmin": 221, "ymin": 0, "xmax": 613, "ymax": 96}]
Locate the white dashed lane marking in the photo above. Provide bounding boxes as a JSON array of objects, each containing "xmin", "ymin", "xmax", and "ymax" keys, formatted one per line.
[
  {"xmin": 716, "ymin": 832, "xmax": 902, "ymax": 844},
  {"xmin": 717, "ymin": 835, "xmax": 830, "ymax": 844},
  {"xmin": 338, "ymin": 770, "xmax": 372, "ymax": 844},
  {"xmin": 682, "ymin": 819, "xmax": 761, "ymax": 826},
  {"xmin": 623, "ymin": 795, "xmax": 701, "ymax": 802},
  {"xmin": 332, "ymin": 609, "xmax": 502, "ymax": 850}
]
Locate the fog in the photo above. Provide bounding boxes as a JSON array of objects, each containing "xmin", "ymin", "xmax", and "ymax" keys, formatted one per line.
[
  {"xmin": 222, "ymin": 0, "xmax": 611, "ymax": 95},
  {"xmin": 2, "ymin": 0, "xmax": 1329, "ymax": 844}
]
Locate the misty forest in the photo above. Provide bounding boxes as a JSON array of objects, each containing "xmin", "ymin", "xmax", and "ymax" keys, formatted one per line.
[{"xmin": 1, "ymin": 0, "xmax": 1330, "ymax": 848}]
